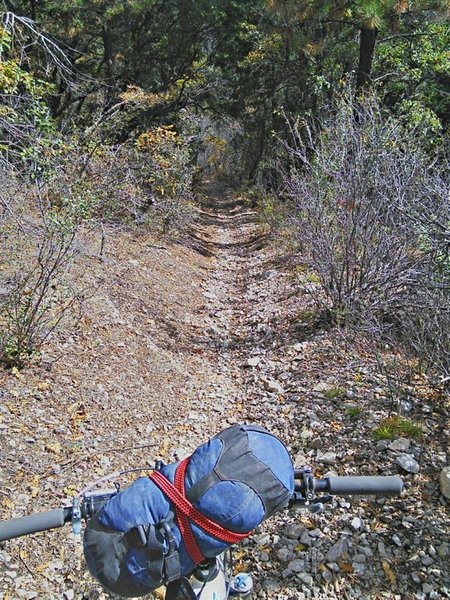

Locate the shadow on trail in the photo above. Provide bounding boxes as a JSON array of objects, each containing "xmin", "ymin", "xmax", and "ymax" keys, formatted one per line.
[
  {"xmin": 188, "ymin": 230, "xmax": 267, "ymax": 255},
  {"xmin": 190, "ymin": 309, "xmax": 326, "ymax": 357},
  {"xmin": 187, "ymin": 182, "xmax": 267, "ymax": 257}
]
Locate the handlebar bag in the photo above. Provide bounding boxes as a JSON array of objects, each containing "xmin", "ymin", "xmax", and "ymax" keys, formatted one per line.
[{"xmin": 83, "ymin": 423, "xmax": 294, "ymax": 598}]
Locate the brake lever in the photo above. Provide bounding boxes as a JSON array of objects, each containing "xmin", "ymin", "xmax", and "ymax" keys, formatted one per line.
[
  {"xmin": 289, "ymin": 492, "xmax": 333, "ymax": 510},
  {"xmin": 307, "ymin": 495, "xmax": 333, "ymax": 513}
]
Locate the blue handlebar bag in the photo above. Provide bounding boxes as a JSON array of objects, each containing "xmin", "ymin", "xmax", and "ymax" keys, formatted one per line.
[{"xmin": 84, "ymin": 423, "xmax": 294, "ymax": 597}]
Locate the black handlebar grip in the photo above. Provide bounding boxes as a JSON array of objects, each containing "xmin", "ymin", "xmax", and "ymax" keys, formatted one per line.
[
  {"xmin": 325, "ymin": 476, "xmax": 403, "ymax": 496},
  {"xmin": 0, "ymin": 508, "xmax": 67, "ymax": 542}
]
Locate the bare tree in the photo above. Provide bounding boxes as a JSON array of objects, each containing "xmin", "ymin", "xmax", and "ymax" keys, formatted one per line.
[{"xmin": 284, "ymin": 93, "xmax": 449, "ymax": 377}]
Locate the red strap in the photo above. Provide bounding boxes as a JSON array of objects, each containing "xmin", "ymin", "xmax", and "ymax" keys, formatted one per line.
[
  {"xmin": 150, "ymin": 458, "xmax": 251, "ymax": 565},
  {"xmin": 173, "ymin": 459, "xmax": 204, "ymax": 564}
]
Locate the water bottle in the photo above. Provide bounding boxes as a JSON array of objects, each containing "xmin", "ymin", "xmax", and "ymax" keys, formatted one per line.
[
  {"xmin": 190, "ymin": 559, "xmax": 228, "ymax": 599},
  {"xmin": 229, "ymin": 572, "xmax": 253, "ymax": 597}
]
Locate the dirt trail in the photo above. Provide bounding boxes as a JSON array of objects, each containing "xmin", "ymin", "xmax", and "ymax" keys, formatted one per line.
[
  {"xmin": 0, "ymin": 183, "xmax": 270, "ymax": 599},
  {"xmin": 1, "ymin": 184, "xmax": 449, "ymax": 600}
]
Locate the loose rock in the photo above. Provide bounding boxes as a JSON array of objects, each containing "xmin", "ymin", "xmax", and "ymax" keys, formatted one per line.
[
  {"xmin": 396, "ymin": 453, "xmax": 420, "ymax": 473},
  {"xmin": 439, "ymin": 466, "xmax": 450, "ymax": 499},
  {"xmin": 325, "ymin": 539, "xmax": 348, "ymax": 563}
]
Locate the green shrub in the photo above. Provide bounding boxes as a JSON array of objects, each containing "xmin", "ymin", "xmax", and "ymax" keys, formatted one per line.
[{"xmin": 373, "ymin": 416, "xmax": 422, "ymax": 440}]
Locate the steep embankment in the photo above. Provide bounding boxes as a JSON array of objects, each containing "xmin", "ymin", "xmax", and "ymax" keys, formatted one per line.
[{"xmin": 0, "ymin": 184, "xmax": 449, "ymax": 600}]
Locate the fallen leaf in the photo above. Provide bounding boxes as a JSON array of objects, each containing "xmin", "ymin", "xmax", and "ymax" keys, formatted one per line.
[
  {"xmin": 63, "ymin": 485, "xmax": 78, "ymax": 497},
  {"xmin": 36, "ymin": 561, "xmax": 51, "ymax": 573},
  {"xmin": 2, "ymin": 497, "xmax": 14, "ymax": 509},
  {"xmin": 382, "ymin": 560, "xmax": 397, "ymax": 586},
  {"xmin": 340, "ymin": 562, "xmax": 354, "ymax": 573},
  {"xmin": 11, "ymin": 367, "xmax": 23, "ymax": 380},
  {"xmin": 37, "ymin": 380, "xmax": 51, "ymax": 391},
  {"xmin": 45, "ymin": 442, "xmax": 62, "ymax": 454}
]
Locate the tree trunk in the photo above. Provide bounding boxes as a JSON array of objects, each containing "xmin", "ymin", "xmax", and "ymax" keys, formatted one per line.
[
  {"xmin": 356, "ymin": 26, "xmax": 378, "ymax": 91},
  {"xmin": 29, "ymin": 0, "xmax": 37, "ymax": 20},
  {"xmin": 102, "ymin": 24, "xmax": 115, "ymax": 82}
]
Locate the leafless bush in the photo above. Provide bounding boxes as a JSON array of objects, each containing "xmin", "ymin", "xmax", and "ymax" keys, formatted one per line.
[
  {"xmin": 284, "ymin": 93, "xmax": 449, "ymax": 377},
  {"xmin": 0, "ymin": 169, "xmax": 81, "ymax": 367}
]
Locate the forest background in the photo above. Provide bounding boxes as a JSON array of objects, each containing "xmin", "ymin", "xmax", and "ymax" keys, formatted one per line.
[{"xmin": 0, "ymin": 0, "xmax": 449, "ymax": 382}]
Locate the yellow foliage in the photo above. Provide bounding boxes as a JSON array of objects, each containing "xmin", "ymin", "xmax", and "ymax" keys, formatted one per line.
[
  {"xmin": 395, "ymin": 1, "xmax": 409, "ymax": 13},
  {"xmin": 136, "ymin": 126, "xmax": 178, "ymax": 153},
  {"xmin": 304, "ymin": 42, "xmax": 324, "ymax": 57},
  {"xmin": 119, "ymin": 85, "xmax": 167, "ymax": 108}
]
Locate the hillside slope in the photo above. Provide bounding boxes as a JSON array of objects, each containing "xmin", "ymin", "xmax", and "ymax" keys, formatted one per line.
[{"xmin": 0, "ymin": 184, "xmax": 449, "ymax": 600}]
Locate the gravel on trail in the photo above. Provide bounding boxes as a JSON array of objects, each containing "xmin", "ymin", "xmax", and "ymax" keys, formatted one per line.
[{"xmin": 1, "ymin": 183, "xmax": 449, "ymax": 600}]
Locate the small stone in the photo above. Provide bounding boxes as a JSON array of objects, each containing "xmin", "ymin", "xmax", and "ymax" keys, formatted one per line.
[
  {"xmin": 173, "ymin": 447, "xmax": 189, "ymax": 461},
  {"xmin": 376, "ymin": 440, "xmax": 390, "ymax": 452},
  {"xmin": 293, "ymin": 343, "xmax": 306, "ymax": 352},
  {"xmin": 317, "ymin": 450, "xmax": 337, "ymax": 465},
  {"xmin": 264, "ymin": 379, "xmax": 284, "ymax": 394},
  {"xmin": 388, "ymin": 438, "xmax": 411, "ymax": 452},
  {"xmin": 246, "ymin": 356, "xmax": 261, "ymax": 367},
  {"xmin": 422, "ymin": 583, "xmax": 434, "ymax": 594},
  {"xmin": 308, "ymin": 528, "xmax": 321, "ymax": 538},
  {"xmin": 437, "ymin": 542, "xmax": 448, "ymax": 559},
  {"xmin": 353, "ymin": 554, "xmax": 366, "ymax": 563},
  {"xmin": 391, "ymin": 534, "xmax": 402, "ymax": 547},
  {"xmin": 400, "ymin": 399, "xmax": 413, "ymax": 413},
  {"xmin": 288, "ymin": 559, "xmax": 306, "ymax": 573},
  {"xmin": 421, "ymin": 556, "xmax": 433, "ymax": 566},
  {"xmin": 5, "ymin": 571, "xmax": 17, "ymax": 578},
  {"xmin": 284, "ymin": 524, "xmax": 304, "ymax": 540},
  {"xmin": 277, "ymin": 547, "xmax": 291, "ymax": 562},
  {"xmin": 17, "ymin": 592, "xmax": 38, "ymax": 600},
  {"xmin": 254, "ymin": 533, "xmax": 271, "ymax": 545},
  {"xmin": 396, "ymin": 453, "xmax": 420, "ymax": 474},
  {"xmin": 439, "ymin": 466, "xmax": 450, "ymax": 499},
  {"xmin": 262, "ymin": 579, "xmax": 280, "ymax": 591},
  {"xmin": 322, "ymin": 569, "xmax": 333, "ymax": 584},
  {"xmin": 309, "ymin": 437, "xmax": 323, "ymax": 450},
  {"xmin": 352, "ymin": 562, "xmax": 366, "ymax": 575},
  {"xmin": 378, "ymin": 542, "xmax": 389, "ymax": 559},
  {"xmin": 202, "ymin": 291, "xmax": 217, "ymax": 300},
  {"xmin": 325, "ymin": 539, "xmax": 348, "ymax": 563},
  {"xmin": 351, "ymin": 517, "xmax": 362, "ymax": 531},
  {"xmin": 298, "ymin": 572, "xmax": 313, "ymax": 586},
  {"xmin": 300, "ymin": 531, "xmax": 313, "ymax": 546},
  {"xmin": 313, "ymin": 382, "xmax": 330, "ymax": 392}
]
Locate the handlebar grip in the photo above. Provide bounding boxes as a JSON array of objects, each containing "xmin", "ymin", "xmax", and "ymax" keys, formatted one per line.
[
  {"xmin": 0, "ymin": 508, "xmax": 68, "ymax": 542},
  {"xmin": 325, "ymin": 476, "xmax": 403, "ymax": 496}
]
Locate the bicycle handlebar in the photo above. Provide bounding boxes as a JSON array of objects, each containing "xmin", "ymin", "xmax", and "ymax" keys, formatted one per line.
[
  {"xmin": 0, "ymin": 508, "xmax": 71, "ymax": 542},
  {"xmin": 293, "ymin": 469, "xmax": 403, "ymax": 504},
  {"xmin": 0, "ymin": 490, "xmax": 118, "ymax": 542},
  {"xmin": 0, "ymin": 473, "xmax": 403, "ymax": 542},
  {"xmin": 315, "ymin": 475, "xmax": 403, "ymax": 496}
]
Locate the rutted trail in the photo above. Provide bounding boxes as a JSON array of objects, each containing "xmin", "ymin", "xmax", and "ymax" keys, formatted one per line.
[
  {"xmin": 1, "ymin": 185, "xmax": 449, "ymax": 600},
  {"xmin": 183, "ymin": 183, "xmax": 268, "ymax": 429}
]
